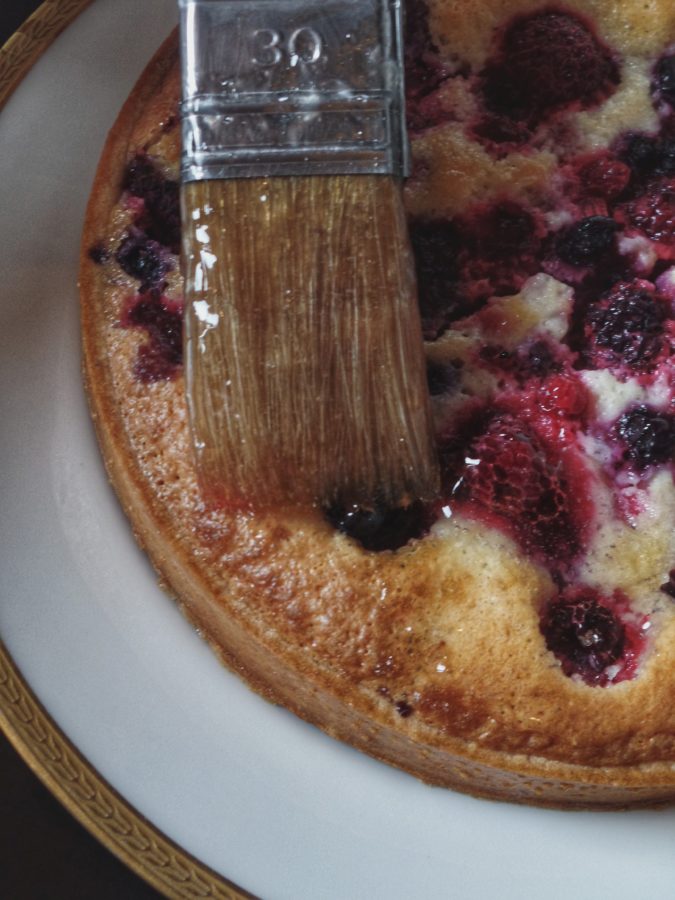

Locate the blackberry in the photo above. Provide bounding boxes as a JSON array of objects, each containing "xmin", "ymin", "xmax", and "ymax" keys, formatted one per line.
[
  {"xmin": 478, "ymin": 340, "xmax": 561, "ymax": 381},
  {"xmin": 404, "ymin": 0, "xmax": 446, "ymax": 98},
  {"xmin": 115, "ymin": 228, "xmax": 171, "ymax": 289},
  {"xmin": 472, "ymin": 113, "xmax": 531, "ymax": 148},
  {"xmin": 88, "ymin": 242, "xmax": 109, "ymax": 264},
  {"xmin": 454, "ymin": 201, "xmax": 543, "ymax": 303},
  {"xmin": 123, "ymin": 153, "xmax": 161, "ymax": 197},
  {"xmin": 524, "ymin": 340, "xmax": 561, "ymax": 378},
  {"xmin": 586, "ymin": 281, "xmax": 667, "ymax": 370},
  {"xmin": 426, "ymin": 360, "xmax": 461, "ymax": 396},
  {"xmin": 123, "ymin": 154, "xmax": 181, "ymax": 252},
  {"xmin": 123, "ymin": 291, "xmax": 183, "ymax": 382},
  {"xmin": 618, "ymin": 133, "xmax": 661, "ymax": 180},
  {"xmin": 653, "ymin": 53, "xmax": 675, "ymax": 107},
  {"xmin": 324, "ymin": 499, "xmax": 431, "ymax": 552},
  {"xmin": 615, "ymin": 405, "xmax": 675, "ymax": 469},
  {"xmin": 617, "ymin": 131, "xmax": 675, "ymax": 184},
  {"xmin": 404, "ymin": 0, "xmax": 451, "ymax": 131},
  {"xmin": 468, "ymin": 202, "xmax": 537, "ymax": 260},
  {"xmin": 655, "ymin": 137, "xmax": 675, "ymax": 177},
  {"xmin": 556, "ymin": 216, "xmax": 618, "ymax": 266},
  {"xmin": 409, "ymin": 219, "xmax": 463, "ymax": 338},
  {"xmin": 541, "ymin": 589, "xmax": 625, "ymax": 684},
  {"xmin": 146, "ymin": 178, "xmax": 181, "ymax": 251},
  {"xmin": 395, "ymin": 700, "xmax": 414, "ymax": 718},
  {"xmin": 661, "ymin": 570, "xmax": 675, "ymax": 600}
]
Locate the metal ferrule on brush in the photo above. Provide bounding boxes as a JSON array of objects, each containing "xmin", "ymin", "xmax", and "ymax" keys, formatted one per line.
[{"xmin": 179, "ymin": 0, "xmax": 410, "ymax": 181}]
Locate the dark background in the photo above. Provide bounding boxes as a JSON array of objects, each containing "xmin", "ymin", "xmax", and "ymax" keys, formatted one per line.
[{"xmin": 1, "ymin": 3, "xmax": 164, "ymax": 897}]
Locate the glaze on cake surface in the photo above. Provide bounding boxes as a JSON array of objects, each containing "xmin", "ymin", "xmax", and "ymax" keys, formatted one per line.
[{"xmin": 80, "ymin": 1, "xmax": 675, "ymax": 806}]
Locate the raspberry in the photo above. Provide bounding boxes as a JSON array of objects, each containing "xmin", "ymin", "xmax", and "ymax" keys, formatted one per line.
[
  {"xmin": 575, "ymin": 154, "xmax": 631, "ymax": 201},
  {"xmin": 537, "ymin": 373, "xmax": 589, "ymax": 418},
  {"xmin": 555, "ymin": 216, "xmax": 619, "ymax": 266},
  {"xmin": 628, "ymin": 177, "xmax": 675, "ymax": 244},
  {"xmin": 324, "ymin": 499, "xmax": 432, "ymax": 552},
  {"xmin": 584, "ymin": 280, "xmax": 668, "ymax": 371},
  {"xmin": 480, "ymin": 10, "xmax": 619, "ymax": 128},
  {"xmin": 615, "ymin": 405, "xmax": 675, "ymax": 469},
  {"xmin": 541, "ymin": 587, "xmax": 634, "ymax": 686},
  {"xmin": 499, "ymin": 369, "xmax": 590, "ymax": 447},
  {"xmin": 121, "ymin": 291, "xmax": 183, "ymax": 382},
  {"xmin": 448, "ymin": 413, "xmax": 586, "ymax": 563}
]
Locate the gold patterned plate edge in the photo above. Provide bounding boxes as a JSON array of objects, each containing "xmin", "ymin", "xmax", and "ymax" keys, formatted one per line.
[{"xmin": 0, "ymin": 5, "xmax": 249, "ymax": 898}]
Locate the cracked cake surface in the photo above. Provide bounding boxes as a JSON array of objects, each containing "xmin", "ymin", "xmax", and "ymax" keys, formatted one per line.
[{"xmin": 80, "ymin": 1, "xmax": 675, "ymax": 807}]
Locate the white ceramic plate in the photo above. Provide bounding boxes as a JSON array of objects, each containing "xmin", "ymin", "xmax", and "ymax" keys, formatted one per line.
[{"xmin": 2, "ymin": 2, "xmax": 675, "ymax": 897}]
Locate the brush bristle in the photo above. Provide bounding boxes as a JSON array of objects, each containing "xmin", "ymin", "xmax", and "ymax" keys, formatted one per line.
[{"xmin": 182, "ymin": 175, "xmax": 439, "ymax": 507}]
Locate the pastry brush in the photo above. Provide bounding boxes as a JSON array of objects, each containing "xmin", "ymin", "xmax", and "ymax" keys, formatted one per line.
[{"xmin": 179, "ymin": 0, "xmax": 438, "ymax": 507}]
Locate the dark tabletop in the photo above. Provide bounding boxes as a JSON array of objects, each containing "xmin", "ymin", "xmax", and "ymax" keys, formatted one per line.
[{"xmin": 1, "ymin": 3, "xmax": 165, "ymax": 897}]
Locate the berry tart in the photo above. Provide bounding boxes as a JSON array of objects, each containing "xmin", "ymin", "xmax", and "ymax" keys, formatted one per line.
[{"xmin": 80, "ymin": 1, "xmax": 675, "ymax": 807}]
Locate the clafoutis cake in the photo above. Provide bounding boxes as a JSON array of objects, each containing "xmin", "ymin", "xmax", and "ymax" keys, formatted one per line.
[{"xmin": 80, "ymin": 1, "xmax": 675, "ymax": 807}]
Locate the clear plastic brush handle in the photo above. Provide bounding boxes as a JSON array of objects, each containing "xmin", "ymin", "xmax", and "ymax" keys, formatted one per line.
[{"xmin": 179, "ymin": 0, "xmax": 409, "ymax": 180}]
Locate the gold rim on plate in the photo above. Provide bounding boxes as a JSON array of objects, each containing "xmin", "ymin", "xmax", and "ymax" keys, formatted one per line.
[{"xmin": 0, "ymin": 4, "xmax": 248, "ymax": 898}]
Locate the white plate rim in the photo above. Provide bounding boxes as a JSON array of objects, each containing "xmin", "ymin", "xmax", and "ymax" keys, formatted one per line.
[
  {"xmin": 0, "ymin": 4, "xmax": 247, "ymax": 897},
  {"xmin": 3, "ymin": 6, "xmax": 675, "ymax": 900}
]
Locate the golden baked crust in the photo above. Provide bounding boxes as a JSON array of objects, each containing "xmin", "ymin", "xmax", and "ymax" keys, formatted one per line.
[{"xmin": 81, "ymin": 5, "xmax": 675, "ymax": 808}]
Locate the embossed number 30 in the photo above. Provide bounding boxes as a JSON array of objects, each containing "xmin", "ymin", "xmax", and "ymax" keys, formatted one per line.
[{"xmin": 250, "ymin": 27, "xmax": 323, "ymax": 67}]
